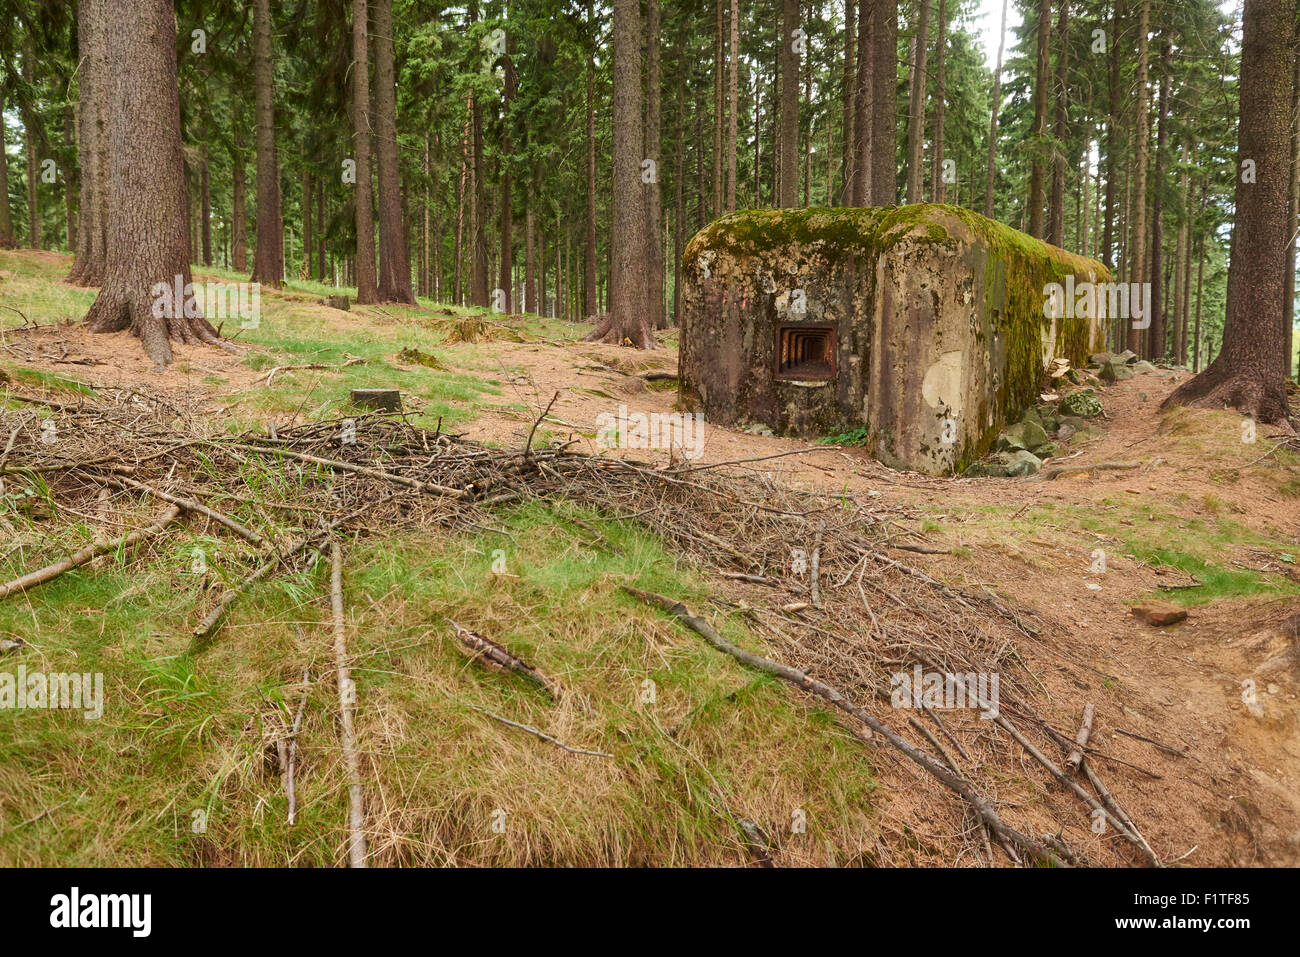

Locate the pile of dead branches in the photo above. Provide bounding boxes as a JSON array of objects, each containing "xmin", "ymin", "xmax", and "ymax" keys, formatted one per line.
[{"xmin": 0, "ymin": 387, "xmax": 1161, "ymax": 867}]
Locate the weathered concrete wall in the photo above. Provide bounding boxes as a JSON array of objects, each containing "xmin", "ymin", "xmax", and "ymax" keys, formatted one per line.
[{"xmin": 679, "ymin": 204, "xmax": 1108, "ymax": 474}]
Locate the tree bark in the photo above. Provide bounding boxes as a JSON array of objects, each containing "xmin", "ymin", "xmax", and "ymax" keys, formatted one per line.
[
  {"xmin": 646, "ymin": 0, "xmax": 665, "ymax": 327},
  {"xmin": 67, "ymin": 0, "xmax": 104, "ymax": 275},
  {"xmin": 906, "ymin": 0, "xmax": 931, "ymax": 204},
  {"xmin": 1101, "ymin": 0, "xmax": 1122, "ymax": 269},
  {"xmin": 250, "ymin": 0, "xmax": 283, "ymax": 286},
  {"xmin": 232, "ymin": 124, "xmax": 248, "ymax": 272},
  {"xmin": 83, "ymin": 0, "xmax": 222, "ymax": 366},
  {"xmin": 778, "ymin": 0, "xmax": 799, "ymax": 208},
  {"xmin": 587, "ymin": 0, "xmax": 653, "ymax": 348},
  {"xmin": 585, "ymin": 0, "xmax": 598, "ymax": 318},
  {"xmin": 870, "ymin": 0, "xmax": 898, "ymax": 205},
  {"xmin": 727, "ymin": 0, "xmax": 739, "ymax": 211},
  {"xmin": 852, "ymin": 0, "xmax": 872, "ymax": 206},
  {"xmin": 1047, "ymin": 0, "xmax": 1069, "ymax": 247},
  {"xmin": 1028, "ymin": 0, "xmax": 1051, "ymax": 238},
  {"xmin": 1163, "ymin": 0, "xmax": 1293, "ymax": 424},
  {"xmin": 22, "ymin": 34, "xmax": 41, "ymax": 249},
  {"xmin": 352, "ymin": 0, "xmax": 378, "ymax": 302},
  {"xmin": 983, "ymin": 0, "xmax": 1008, "ymax": 218},
  {"xmin": 373, "ymin": 0, "xmax": 415, "ymax": 304},
  {"xmin": 841, "ymin": 0, "xmax": 855, "ymax": 205},
  {"xmin": 930, "ymin": 0, "xmax": 947, "ymax": 203},
  {"xmin": 1126, "ymin": 0, "xmax": 1150, "ymax": 353},
  {"xmin": 1149, "ymin": 38, "xmax": 1171, "ymax": 359}
]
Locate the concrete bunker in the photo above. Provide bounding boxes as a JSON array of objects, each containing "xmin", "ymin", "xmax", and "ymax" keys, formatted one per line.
[{"xmin": 678, "ymin": 204, "xmax": 1109, "ymax": 475}]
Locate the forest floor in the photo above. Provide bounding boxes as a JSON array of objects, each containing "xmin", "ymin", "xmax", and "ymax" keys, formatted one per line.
[{"xmin": 1, "ymin": 248, "xmax": 1298, "ymax": 867}]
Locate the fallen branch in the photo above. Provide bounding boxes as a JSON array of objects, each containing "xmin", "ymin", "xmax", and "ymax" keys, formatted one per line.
[
  {"xmin": 1042, "ymin": 461, "xmax": 1141, "ymax": 481},
  {"xmin": 286, "ymin": 667, "xmax": 310, "ymax": 826},
  {"xmin": 448, "ymin": 620, "xmax": 560, "ymax": 700},
  {"xmin": 106, "ymin": 474, "xmax": 264, "ymax": 545},
  {"xmin": 1067, "ymin": 702, "xmax": 1095, "ymax": 775},
  {"xmin": 622, "ymin": 586, "xmax": 1062, "ymax": 866},
  {"xmin": 331, "ymin": 541, "xmax": 367, "ymax": 868},
  {"xmin": 1114, "ymin": 726, "xmax": 1188, "ymax": 758},
  {"xmin": 0, "ymin": 504, "xmax": 181, "ymax": 600}
]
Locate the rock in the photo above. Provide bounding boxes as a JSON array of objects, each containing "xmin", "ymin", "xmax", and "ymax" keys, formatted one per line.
[
  {"xmin": 1088, "ymin": 351, "xmax": 1112, "ymax": 367},
  {"xmin": 1035, "ymin": 442, "xmax": 1060, "ymax": 459},
  {"xmin": 1132, "ymin": 360, "xmax": 1157, "ymax": 374},
  {"xmin": 964, "ymin": 459, "xmax": 1010, "ymax": 478},
  {"xmin": 1002, "ymin": 450, "xmax": 1043, "ymax": 476},
  {"xmin": 1068, "ymin": 426, "xmax": 1105, "ymax": 446},
  {"xmin": 744, "ymin": 423, "xmax": 775, "ymax": 437},
  {"xmin": 321, "ymin": 295, "xmax": 351, "ymax": 311},
  {"xmin": 996, "ymin": 419, "xmax": 1048, "ymax": 452},
  {"xmin": 1021, "ymin": 407, "xmax": 1046, "ymax": 433},
  {"xmin": 1059, "ymin": 389, "xmax": 1102, "ymax": 418},
  {"xmin": 1065, "ymin": 368, "xmax": 1084, "ymax": 385},
  {"xmin": 1034, "ymin": 404, "xmax": 1061, "ymax": 432},
  {"xmin": 1057, "ymin": 424, "xmax": 1076, "ymax": 443},
  {"xmin": 1115, "ymin": 349, "xmax": 1138, "ymax": 364},
  {"xmin": 1131, "ymin": 602, "xmax": 1189, "ymax": 627},
  {"xmin": 1099, "ymin": 358, "xmax": 1134, "ymax": 383}
]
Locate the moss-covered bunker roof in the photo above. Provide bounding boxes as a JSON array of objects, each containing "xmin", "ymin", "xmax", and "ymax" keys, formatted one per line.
[{"xmin": 686, "ymin": 203, "xmax": 1110, "ymax": 280}]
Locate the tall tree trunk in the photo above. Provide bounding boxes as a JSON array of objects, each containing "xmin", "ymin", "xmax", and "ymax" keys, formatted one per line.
[
  {"xmin": 870, "ymin": 0, "xmax": 898, "ymax": 205},
  {"xmin": 983, "ymin": 0, "xmax": 1008, "ymax": 218},
  {"xmin": 1148, "ymin": 38, "xmax": 1171, "ymax": 359},
  {"xmin": 302, "ymin": 169, "xmax": 313, "ymax": 280},
  {"xmin": 23, "ymin": 34, "xmax": 40, "ymax": 249},
  {"xmin": 930, "ymin": 0, "xmax": 947, "ymax": 203},
  {"xmin": 646, "ymin": 0, "xmax": 664, "ymax": 327},
  {"xmin": 588, "ymin": 0, "xmax": 652, "ymax": 348},
  {"xmin": 373, "ymin": 0, "xmax": 415, "ymax": 304},
  {"xmin": 1125, "ymin": 0, "xmax": 1150, "ymax": 354},
  {"xmin": 250, "ymin": 0, "xmax": 283, "ymax": 285},
  {"xmin": 84, "ymin": 0, "xmax": 221, "ymax": 365},
  {"xmin": 1047, "ymin": 0, "xmax": 1069, "ymax": 246},
  {"xmin": 674, "ymin": 26, "xmax": 686, "ymax": 323},
  {"xmin": 64, "ymin": 106, "xmax": 76, "ymax": 251},
  {"xmin": 454, "ymin": 96, "xmax": 469, "ymax": 304},
  {"xmin": 906, "ymin": 0, "xmax": 931, "ymax": 203},
  {"xmin": 67, "ymin": 0, "xmax": 105, "ymax": 275},
  {"xmin": 470, "ymin": 78, "xmax": 488, "ymax": 306},
  {"xmin": 352, "ymin": 0, "xmax": 379, "ymax": 301},
  {"xmin": 1101, "ymin": 0, "xmax": 1122, "ymax": 269},
  {"xmin": 232, "ymin": 126, "xmax": 247, "ymax": 272},
  {"xmin": 0, "ymin": 87, "xmax": 15, "ymax": 249},
  {"xmin": 778, "ymin": 0, "xmax": 799, "ymax": 207},
  {"xmin": 585, "ymin": 1, "xmax": 598, "ymax": 318},
  {"xmin": 1027, "ymin": 0, "xmax": 1051, "ymax": 238},
  {"xmin": 1286, "ymin": 26, "xmax": 1300, "ymax": 380},
  {"xmin": 841, "ymin": 0, "xmax": 855, "ymax": 205},
  {"xmin": 727, "ymin": 0, "xmax": 739, "ymax": 211},
  {"xmin": 714, "ymin": 0, "xmax": 724, "ymax": 217},
  {"xmin": 852, "ymin": 0, "xmax": 872, "ymax": 206},
  {"xmin": 525, "ymin": 200, "xmax": 536, "ymax": 313},
  {"xmin": 1172, "ymin": 143, "xmax": 1189, "ymax": 365},
  {"xmin": 497, "ymin": 35, "xmax": 516, "ymax": 312},
  {"xmin": 200, "ymin": 144, "xmax": 212, "ymax": 266},
  {"xmin": 1164, "ymin": 0, "xmax": 1293, "ymax": 423}
]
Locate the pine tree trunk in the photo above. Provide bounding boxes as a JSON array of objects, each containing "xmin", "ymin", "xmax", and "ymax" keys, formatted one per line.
[
  {"xmin": 1027, "ymin": 0, "xmax": 1051, "ymax": 238},
  {"xmin": 1101, "ymin": 0, "xmax": 1123, "ymax": 269},
  {"xmin": 646, "ymin": 0, "xmax": 665, "ymax": 327},
  {"xmin": 1164, "ymin": 0, "xmax": 1293, "ymax": 423},
  {"xmin": 250, "ymin": 0, "xmax": 283, "ymax": 286},
  {"xmin": 232, "ymin": 126, "xmax": 247, "ymax": 272},
  {"xmin": 1125, "ymin": 0, "xmax": 1150, "ymax": 353},
  {"xmin": 201, "ymin": 144, "xmax": 212, "ymax": 266},
  {"xmin": 713, "ymin": 0, "xmax": 724, "ymax": 218},
  {"xmin": 588, "ymin": 0, "xmax": 652, "ymax": 348},
  {"xmin": 674, "ymin": 29, "xmax": 686, "ymax": 323},
  {"xmin": 1047, "ymin": 0, "xmax": 1069, "ymax": 247},
  {"xmin": 1149, "ymin": 39, "xmax": 1171, "ymax": 360},
  {"xmin": 906, "ymin": 0, "xmax": 931, "ymax": 204},
  {"xmin": 778, "ymin": 0, "xmax": 799, "ymax": 208},
  {"xmin": 984, "ymin": 0, "xmax": 1008, "ymax": 218},
  {"xmin": 64, "ymin": 106, "xmax": 76, "ymax": 251},
  {"xmin": 871, "ymin": 0, "xmax": 898, "ymax": 205},
  {"xmin": 930, "ymin": 0, "xmax": 947, "ymax": 203},
  {"xmin": 302, "ymin": 169, "xmax": 313, "ymax": 280},
  {"xmin": 852, "ymin": 0, "xmax": 872, "ymax": 206},
  {"xmin": 525, "ymin": 200, "xmax": 536, "ymax": 314},
  {"xmin": 470, "ymin": 75, "xmax": 488, "ymax": 307},
  {"xmin": 352, "ymin": 0, "xmax": 378, "ymax": 302},
  {"xmin": 67, "ymin": 0, "xmax": 103, "ymax": 275},
  {"xmin": 841, "ymin": 0, "xmax": 855, "ymax": 205},
  {"xmin": 585, "ymin": 1, "xmax": 598, "ymax": 318},
  {"xmin": 23, "ymin": 35, "xmax": 41, "ymax": 249},
  {"xmin": 373, "ymin": 0, "xmax": 415, "ymax": 304},
  {"xmin": 726, "ymin": 0, "xmax": 739, "ymax": 211},
  {"xmin": 0, "ymin": 87, "xmax": 15, "ymax": 249},
  {"xmin": 84, "ymin": 0, "xmax": 221, "ymax": 365}
]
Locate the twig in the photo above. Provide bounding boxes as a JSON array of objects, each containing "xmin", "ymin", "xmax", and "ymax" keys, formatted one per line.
[
  {"xmin": 331, "ymin": 541, "xmax": 367, "ymax": 868},
  {"xmin": 467, "ymin": 704, "xmax": 612, "ymax": 757},
  {"xmin": 447, "ymin": 620, "xmax": 559, "ymax": 699},
  {"xmin": 622, "ymin": 586, "xmax": 1063, "ymax": 866},
  {"xmin": 524, "ymin": 390, "xmax": 560, "ymax": 458},
  {"xmin": 106, "ymin": 474, "xmax": 264, "ymax": 545},
  {"xmin": 0, "ymin": 504, "xmax": 181, "ymax": 600},
  {"xmin": 1068, "ymin": 702, "xmax": 1095, "ymax": 775},
  {"xmin": 810, "ymin": 520, "xmax": 825, "ymax": 609},
  {"xmin": 1114, "ymin": 726, "xmax": 1188, "ymax": 757},
  {"xmin": 286, "ymin": 667, "xmax": 310, "ymax": 825}
]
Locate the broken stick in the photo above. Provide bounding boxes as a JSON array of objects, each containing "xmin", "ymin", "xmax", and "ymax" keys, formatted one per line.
[
  {"xmin": 331, "ymin": 541, "xmax": 367, "ymax": 868},
  {"xmin": 0, "ymin": 504, "xmax": 181, "ymax": 600},
  {"xmin": 1068, "ymin": 702, "xmax": 1095, "ymax": 775}
]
